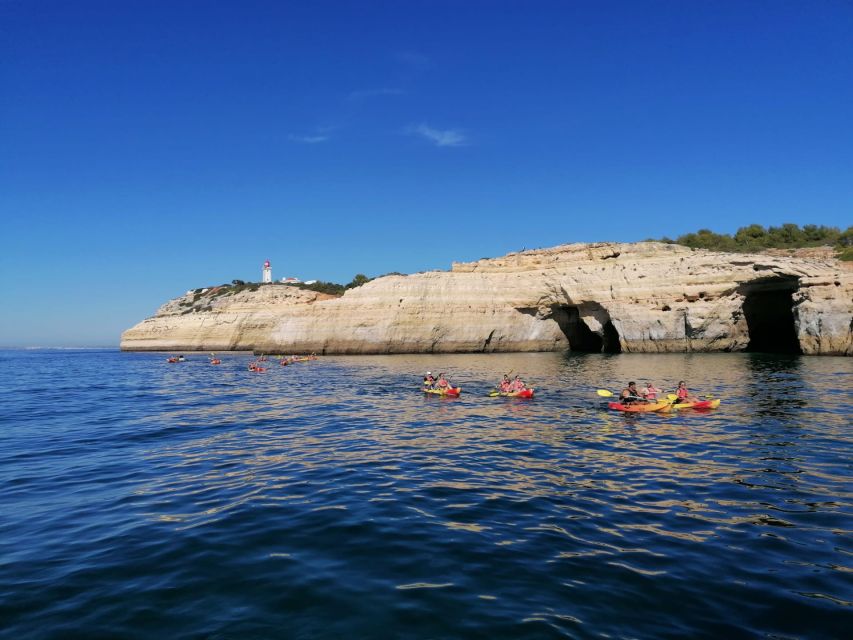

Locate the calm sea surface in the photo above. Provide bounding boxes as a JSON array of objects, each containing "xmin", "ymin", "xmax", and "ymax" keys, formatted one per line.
[{"xmin": 1, "ymin": 349, "xmax": 851, "ymax": 639}]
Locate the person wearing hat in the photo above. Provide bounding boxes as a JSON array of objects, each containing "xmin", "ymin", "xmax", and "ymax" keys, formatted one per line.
[{"xmin": 423, "ymin": 371, "xmax": 436, "ymax": 389}]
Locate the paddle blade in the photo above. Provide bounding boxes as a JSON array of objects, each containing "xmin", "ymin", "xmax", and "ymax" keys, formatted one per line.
[
  {"xmin": 596, "ymin": 389, "xmax": 614, "ymax": 397},
  {"xmin": 667, "ymin": 394, "xmax": 678, "ymax": 401}
]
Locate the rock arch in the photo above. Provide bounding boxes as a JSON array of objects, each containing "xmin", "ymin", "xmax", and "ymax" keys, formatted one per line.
[{"xmin": 552, "ymin": 303, "xmax": 622, "ymax": 353}]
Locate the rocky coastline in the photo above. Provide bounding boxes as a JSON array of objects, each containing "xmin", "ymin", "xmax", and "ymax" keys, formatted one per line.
[{"xmin": 121, "ymin": 242, "xmax": 852, "ymax": 356}]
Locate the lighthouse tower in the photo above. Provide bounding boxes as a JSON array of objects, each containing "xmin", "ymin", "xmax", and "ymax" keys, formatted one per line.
[{"xmin": 262, "ymin": 260, "xmax": 272, "ymax": 283}]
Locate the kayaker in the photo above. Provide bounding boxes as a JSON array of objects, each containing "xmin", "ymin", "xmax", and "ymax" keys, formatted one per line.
[
  {"xmin": 642, "ymin": 382, "xmax": 662, "ymax": 400},
  {"xmin": 423, "ymin": 371, "xmax": 436, "ymax": 388},
  {"xmin": 499, "ymin": 375, "xmax": 512, "ymax": 392},
  {"xmin": 674, "ymin": 381, "xmax": 698, "ymax": 403},
  {"xmin": 435, "ymin": 373, "xmax": 451, "ymax": 390},
  {"xmin": 620, "ymin": 381, "xmax": 643, "ymax": 404},
  {"xmin": 510, "ymin": 375, "xmax": 526, "ymax": 392}
]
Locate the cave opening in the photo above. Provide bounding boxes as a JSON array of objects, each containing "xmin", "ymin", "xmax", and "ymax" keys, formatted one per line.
[
  {"xmin": 739, "ymin": 278, "xmax": 801, "ymax": 354},
  {"xmin": 553, "ymin": 305, "xmax": 622, "ymax": 353}
]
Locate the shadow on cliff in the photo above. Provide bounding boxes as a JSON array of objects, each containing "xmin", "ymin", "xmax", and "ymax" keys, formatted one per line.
[
  {"xmin": 516, "ymin": 304, "xmax": 622, "ymax": 353},
  {"xmin": 737, "ymin": 276, "xmax": 802, "ymax": 355}
]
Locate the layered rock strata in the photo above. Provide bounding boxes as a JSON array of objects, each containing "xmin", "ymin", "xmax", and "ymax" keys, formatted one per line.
[{"xmin": 121, "ymin": 242, "xmax": 852, "ymax": 355}]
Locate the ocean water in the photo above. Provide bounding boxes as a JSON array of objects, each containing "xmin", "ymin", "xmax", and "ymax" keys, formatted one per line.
[{"xmin": 0, "ymin": 349, "xmax": 851, "ymax": 639}]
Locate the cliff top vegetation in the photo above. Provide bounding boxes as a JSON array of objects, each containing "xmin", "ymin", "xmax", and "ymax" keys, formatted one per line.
[{"xmin": 655, "ymin": 223, "xmax": 852, "ymax": 260}]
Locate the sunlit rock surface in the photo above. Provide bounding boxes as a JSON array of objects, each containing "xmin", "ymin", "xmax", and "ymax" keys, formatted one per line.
[{"xmin": 121, "ymin": 242, "xmax": 852, "ymax": 355}]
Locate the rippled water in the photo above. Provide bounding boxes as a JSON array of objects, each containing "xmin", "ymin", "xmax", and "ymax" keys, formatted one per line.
[{"xmin": 1, "ymin": 349, "xmax": 851, "ymax": 639}]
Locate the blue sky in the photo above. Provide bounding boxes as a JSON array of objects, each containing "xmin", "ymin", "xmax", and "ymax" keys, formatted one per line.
[{"xmin": 1, "ymin": 0, "xmax": 851, "ymax": 346}]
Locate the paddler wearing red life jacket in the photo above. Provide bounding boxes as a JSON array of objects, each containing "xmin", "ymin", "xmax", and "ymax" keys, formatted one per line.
[
  {"xmin": 675, "ymin": 381, "xmax": 698, "ymax": 403},
  {"xmin": 435, "ymin": 373, "xmax": 451, "ymax": 390},
  {"xmin": 642, "ymin": 382, "xmax": 662, "ymax": 400},
  {"xmin": 510, "ymin": 375, "xmax": 526, "ymax": 392},
  {"xmin": 499, "ymin": 375, "xmax": 512, "ymax": 392}
]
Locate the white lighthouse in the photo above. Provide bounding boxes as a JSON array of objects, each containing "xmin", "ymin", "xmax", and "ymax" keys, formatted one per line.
[{"xmin": 262, "ymin": 259, "xmax": 272, "ymax": 283}]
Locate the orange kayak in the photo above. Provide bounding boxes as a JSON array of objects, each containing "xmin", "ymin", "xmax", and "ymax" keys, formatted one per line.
[{"xmin": 608, "ymin": 401, "xmax": 669, "ymax": 413}]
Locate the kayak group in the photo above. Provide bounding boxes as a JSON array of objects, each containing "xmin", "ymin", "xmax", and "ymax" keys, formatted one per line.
[
  {"xmin": 604, "ymin": 380, "xmax": 719, "ymax": 412},
  {"xmin": 422, "ymin": 371, "xmax": 534, "ymax": 398},
  {"xmin": 421, "ymin": 371, "xmax": 717, "ymax": 410},
  {"xmin": 164, "ymin": 356, "xmax": 716, "ymax": 411}
]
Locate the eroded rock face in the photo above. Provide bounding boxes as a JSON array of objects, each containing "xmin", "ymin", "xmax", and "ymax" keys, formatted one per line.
[{"xmin": 121, "ymin": 242, "xmax": 852, "ymax": 355}]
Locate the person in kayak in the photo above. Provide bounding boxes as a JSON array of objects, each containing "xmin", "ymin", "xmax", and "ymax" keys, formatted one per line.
[
  {"xmin": 510, "ymin": 375, "xmax": 527, "ymax": 392},
  {"xmin": 498, "ymin": 375, "xmax": 512, "ymax": 393},
  {"xmin": 435, "ymin": 373, "xmax": 452, "ymax": 391},
  {"xmin": 642, "ymin": 382, "xmax": 662, "ymax": 400},
  {"xmin": 423, "ymin": 371, "xmax": 436, "ymax": 388},
  {"xmin": 620, "ymin": 381, "xmax": 644, "ymax": 404},
  {"xmin": 674, "ymin": 381, "xmax": 698, "ymax": 403}
]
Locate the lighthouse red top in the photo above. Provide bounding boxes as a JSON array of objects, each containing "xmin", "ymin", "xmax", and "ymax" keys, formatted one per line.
[{"xmin": 263, "ymin": 260, "xmax": 270, "ymax": 268}]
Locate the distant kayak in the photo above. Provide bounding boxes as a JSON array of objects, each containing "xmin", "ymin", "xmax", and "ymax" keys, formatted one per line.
[
  {"xmin": 166, "ymin": 357, "xmax": 180, "ymax": 363},
  {"xmin": 489, "ymin": 389, "xmax": 534, "ymax": 398},
  {"xmin": 424, "ymin": 387, "xmax": 461, "ymax": 397},
  {"xmin": 608, "ymin": 401, "xmax": 669, "ymax": 413},
  {"xmin": 210, "ymin": 359, "xmax": 221, "ymax": 365}
]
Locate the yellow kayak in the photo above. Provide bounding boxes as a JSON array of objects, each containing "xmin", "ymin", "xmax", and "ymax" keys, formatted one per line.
[
  {"xmin": 423, "ymin": 387, "xmax": 461, "ymax": 397},
  {"xmin": 663, "ymin": 399, "xmax": 721, "ymax": 411}
]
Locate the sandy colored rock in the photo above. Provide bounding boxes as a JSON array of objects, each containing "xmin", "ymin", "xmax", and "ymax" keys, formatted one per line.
[{"xmin": 121, "ymin": 242, "xmax": 852, "ymax": 355}]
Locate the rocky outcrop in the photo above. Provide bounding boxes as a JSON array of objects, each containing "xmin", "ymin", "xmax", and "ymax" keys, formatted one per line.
[{"xmin": 121, "ymin": 242, "xmax": 852, "ymax": 355}]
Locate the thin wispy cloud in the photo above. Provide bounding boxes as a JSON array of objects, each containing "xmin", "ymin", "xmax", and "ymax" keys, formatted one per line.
[
  {"xmin": 347, "ymin": 88, "xmax": 404, "ymax": 101},
  {"xmin": 288, "ymin": 133, "xmax": 330, "ymax": 144},
  {"xmin": 408, "ymin": 123, "xmax": 468, "ymax": 148}
]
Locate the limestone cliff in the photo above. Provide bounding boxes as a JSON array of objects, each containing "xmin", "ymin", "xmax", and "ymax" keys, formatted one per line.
[{"xmin": 121, "ymin": 242, "xmax": 852, "ymax": 355}]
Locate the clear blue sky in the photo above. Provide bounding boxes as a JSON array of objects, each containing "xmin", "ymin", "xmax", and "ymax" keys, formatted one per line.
[{"xmin": 1, "ymin": 0, "xmax": 851, "ymax": 346}]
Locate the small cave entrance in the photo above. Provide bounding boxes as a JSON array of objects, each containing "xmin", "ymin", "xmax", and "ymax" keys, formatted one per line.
[
  {"xmin": 739, "ymin": 277, "xmax": 801, "ymax": 354},
  {"xmin": 553, "ymin": 305, "xmax": 622, "ymax": 353}
]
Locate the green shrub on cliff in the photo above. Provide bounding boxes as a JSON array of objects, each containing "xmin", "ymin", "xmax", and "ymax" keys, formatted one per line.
[
  {"xmin": 294, "ymin": 281, "xmax": 346, "ymax": 296},
  {"xmin": 293, "ymin": 274, "xmax": 375, "ymax": 296},
  {"xmin": 662, "ymin": 223, "xmax": 852, "ymax": 258}
]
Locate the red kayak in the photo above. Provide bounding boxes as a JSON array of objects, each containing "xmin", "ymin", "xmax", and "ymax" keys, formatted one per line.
[
  {"xmin": 489, "ymin": 389, "xmax": 534, "ymax": 398},
  {"xmin": 424, "ymin": 387, "xmax": 461, "ymax": 397}
]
